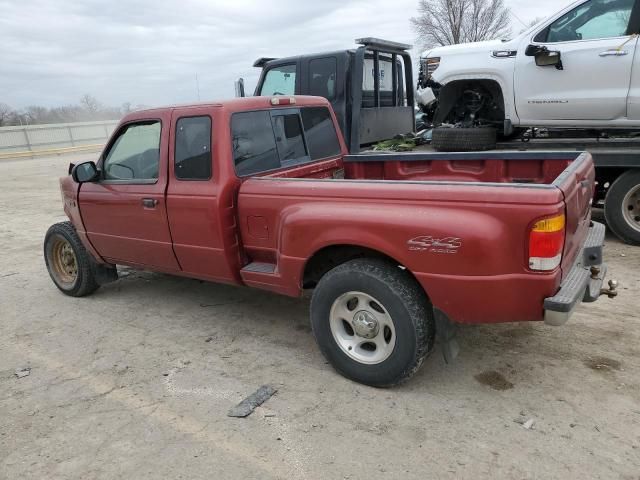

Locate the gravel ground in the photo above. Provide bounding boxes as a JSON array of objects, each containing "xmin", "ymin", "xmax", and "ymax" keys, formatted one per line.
[{"xmin": 1, "ymin": 153, "xmax": 639, "ymax": 479}]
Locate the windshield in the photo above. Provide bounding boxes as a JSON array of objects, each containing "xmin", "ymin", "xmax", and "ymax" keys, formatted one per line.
[{"xmin": 259, "ymin": 64, "xmax": 296, "ymax": 96}]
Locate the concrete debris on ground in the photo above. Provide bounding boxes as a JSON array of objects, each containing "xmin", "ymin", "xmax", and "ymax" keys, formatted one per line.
[{"xmin": 228, "ymin": 385, "xmax": 277, "ymax": 418}]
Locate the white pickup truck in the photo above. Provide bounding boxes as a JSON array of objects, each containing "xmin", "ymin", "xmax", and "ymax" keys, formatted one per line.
[
  {"xmin": 418, "ymin": 0, "xmax": 639, "ymax": 147},
  {"xmin": 417, "ymin": 0, "xmax": 640, "ymax": 246}
]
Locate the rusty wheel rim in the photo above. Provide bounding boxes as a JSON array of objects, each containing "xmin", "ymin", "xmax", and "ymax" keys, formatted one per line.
[{"xmin": 49, "ymin": 235, "xmax": 78, "ymax": 286}]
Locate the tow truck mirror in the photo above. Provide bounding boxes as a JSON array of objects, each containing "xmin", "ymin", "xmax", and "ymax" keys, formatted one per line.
[
  {"xmin": 526, "ymin": 44, "xmax": 564, "ymax": 70},
  {"xmin": 234, "ymin": 78, "xmax": 246, "ymax": 98},
  {"xmin": 71, "ymin": 161, "xmax": 99, "ymax": 184}
]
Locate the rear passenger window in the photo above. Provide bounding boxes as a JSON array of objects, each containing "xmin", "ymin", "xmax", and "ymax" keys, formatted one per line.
[
  {"xmin": 175, "ymin": 116, "xmax": 212, "ymax": 180},
  {"xmin": 232, "ymin": 111, "xmax": 279, "ymax": 176},
  {"xmin": 301, "ymin": 107, "xmax": 341, "ymax": 160},
  {"xmin": 309, "ymin": 57, "xmax": 337, "ymax": 100}
]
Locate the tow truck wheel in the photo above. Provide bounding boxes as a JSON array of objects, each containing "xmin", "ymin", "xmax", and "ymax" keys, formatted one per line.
[
  {"xmin": 44, "ymin": 221, "xmax": 100, "ymax": 297},
  {"xmin": 310, "ymin": 259, "xmax": 434, "ymax": 387},
  {"xmin": 605, "ymin": 170, "xmax": 640, "ymax": 246}
]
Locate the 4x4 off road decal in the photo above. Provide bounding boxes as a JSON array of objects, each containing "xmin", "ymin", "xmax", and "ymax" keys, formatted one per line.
[{"xmin": 408, "ymin": 236, "xmax": 462, "ymax": 254}]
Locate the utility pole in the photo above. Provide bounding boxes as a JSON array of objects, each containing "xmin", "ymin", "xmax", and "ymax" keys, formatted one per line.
[{"xmin": 195, "ymin": 73, "xmax": 201, "ymax": 101}]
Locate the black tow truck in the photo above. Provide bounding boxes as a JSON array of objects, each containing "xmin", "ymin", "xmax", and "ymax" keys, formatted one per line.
[{"xmin": 236, "ymin": 37, "xmax": 415, "ymax": 153}]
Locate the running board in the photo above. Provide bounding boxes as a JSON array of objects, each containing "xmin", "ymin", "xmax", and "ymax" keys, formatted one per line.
[
  {"xmin": 239, "ymin": 261, "xmax": 300, "ymax": 297},
  {"xmin": 241, "ymin": 262, "xmax": 276, "ymax": 274}
]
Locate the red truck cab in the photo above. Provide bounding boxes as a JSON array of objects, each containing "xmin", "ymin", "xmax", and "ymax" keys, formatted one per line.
[{"xmin": 45, "ymin": 96, "xmax": 616, "ymax": 386}]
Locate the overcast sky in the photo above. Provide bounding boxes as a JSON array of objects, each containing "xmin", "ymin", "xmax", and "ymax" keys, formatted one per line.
[{"xmin": 0, "ymin": 0, "xmax": 572, "ymax": 109}]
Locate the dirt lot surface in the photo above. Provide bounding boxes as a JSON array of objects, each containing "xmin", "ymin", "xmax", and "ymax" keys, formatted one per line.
[{"xmin": 1, "ymin": 153, "xmax": 639, "ymax": 479}]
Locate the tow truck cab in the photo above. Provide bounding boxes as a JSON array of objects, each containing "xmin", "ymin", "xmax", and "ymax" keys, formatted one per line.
[{"xmin": 248, "ymin": 38, "xmax": 415, "ymax": 153}]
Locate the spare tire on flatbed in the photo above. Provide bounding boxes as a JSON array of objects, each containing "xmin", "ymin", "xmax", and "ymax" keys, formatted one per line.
[{"xmin": 432, "ymin": 126, "xmax": 497, "ymax": 152}]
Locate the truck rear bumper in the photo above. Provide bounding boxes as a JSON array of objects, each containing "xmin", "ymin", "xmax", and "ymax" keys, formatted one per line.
[{"xmin": 543, "ymin": 222, "xmax": 610, "ymax": 326}]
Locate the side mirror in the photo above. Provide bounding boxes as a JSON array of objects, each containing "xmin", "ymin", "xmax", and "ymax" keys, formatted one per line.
[
  {"xmin": 71, "ymin": 161, "xmax": 99, "ymax": 183},
  {"xmin": 526, "ymin": 45, "xmax": 563, "ymax": 70},
  {"xmin": 234, "ymin": 78, "xmax": 246, "ymax": 98},
  {"xmin": 525, "ymin": 44, "xmax": 547, "ymax": 56}
]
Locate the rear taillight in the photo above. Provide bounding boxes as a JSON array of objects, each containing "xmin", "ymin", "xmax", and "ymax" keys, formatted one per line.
[{"xmin": 528, "ymin": 213, "xmax": 565, "ymax": 271}]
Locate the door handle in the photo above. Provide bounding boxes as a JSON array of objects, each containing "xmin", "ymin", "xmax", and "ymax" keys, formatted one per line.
[
  {"xmin": 142, "ymin": 198, "xmax": 158, "ymax": 208},
  {"xmin": 599, "ymin": 50, "xmax": 628, "ymax": 57}
]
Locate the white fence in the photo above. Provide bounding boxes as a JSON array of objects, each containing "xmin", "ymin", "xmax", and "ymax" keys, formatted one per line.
[{"xmin": 0, "ymin": 120, "xmax": 119, "ymax": 155}]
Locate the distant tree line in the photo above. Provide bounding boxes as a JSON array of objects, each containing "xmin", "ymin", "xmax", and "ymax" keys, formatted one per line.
[{"xmin": 0, "ymin": 94, "xmax": 143, "ymax": 127}]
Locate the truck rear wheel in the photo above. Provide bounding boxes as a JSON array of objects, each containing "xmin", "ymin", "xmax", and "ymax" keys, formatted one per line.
[
  {"xmin": 310, "ymin": 259, "xmax": 434, "ymax": 387},
  {"xmin": 605, "ymin": 169, "xmax": 640, "ymax": 245},
  {"xmin": 432, "ymin": 126, "xmax": 497, "ymax": 152},
  {"xmin": 44, "ymin": 221, "xmax": 100, "ymax": 297}
]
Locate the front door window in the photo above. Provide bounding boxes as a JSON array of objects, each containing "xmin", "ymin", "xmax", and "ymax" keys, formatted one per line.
[
  {"xmin": 103, "ymin": 121, "xmax": 161, "ymax": 181},
  {"xmin": 539, "ymin": 0, "xmax": 635, "ymax": 43}
]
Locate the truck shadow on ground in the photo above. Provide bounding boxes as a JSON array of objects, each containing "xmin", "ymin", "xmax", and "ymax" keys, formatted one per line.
[{"xmin": 93, "ymin": 266, "xmax": 629, "ymax": 395}]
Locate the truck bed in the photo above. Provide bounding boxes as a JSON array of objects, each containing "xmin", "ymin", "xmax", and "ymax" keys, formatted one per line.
[{"xmin": 240, "ymin": 151, "xmax": 595, "ymax": 324}]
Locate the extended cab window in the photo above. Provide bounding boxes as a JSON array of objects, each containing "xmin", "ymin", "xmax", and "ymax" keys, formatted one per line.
[
  {"xmin": 540, "ymin": 0, "xmax": 634, "ymax": 43},
  {"xmin": 232, "ymin": 111, "xmax": 280, "ymax": 176},
  {"xmin": 301, "ymin": 107, "xmax": 341, "ymax": 160},
  {"xmin": 175, "ymin": 116, "xmax": 212, "ymax": 180},
  {"xmin": 103, "ymin": 121, "xmax": 161, "ymax": 181},
  {"xmin": 259, "ymin": 64, "xmax": 296, "ymax": 96}
]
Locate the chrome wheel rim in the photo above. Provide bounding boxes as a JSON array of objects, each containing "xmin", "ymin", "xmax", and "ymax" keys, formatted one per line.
[
  {"xmin": 622, "ymin": 184, "xmax": 640, "ymax": 234},
  {"xmin": 329, "ymin": 291, "xmax": 396, "ymax": 365},
  {"xmin": 49, "ymin": 235, "xmax": 78, "ymax": 287}
]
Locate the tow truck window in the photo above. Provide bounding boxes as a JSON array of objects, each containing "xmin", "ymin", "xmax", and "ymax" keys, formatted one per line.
[
  {"xmin": 232, "ymin": 111, "xmax": 280, "ymax": 176},
  {"xmin": 259, "ymin": 64, "xmax": 296, "ymax": 96},
  {"xmin": 541, "ymin": 0, "xmax": 634, "ymax": 43},
  {"xmin": 309, "ymin": 57, "xmax": 336, "ymax": 100},
  {"xmin": 175, "ymin": 116, "xmax": 212, "ymax": 180},
  {"xmin": 103, "ymin": 121, "xmax": 161, "ymax": 182},
  {"xmin": 362, "ymin": 56, "xmax": 399, "ymax": 107},
  {"xmin": 301, "ymin": 107, "xmax": 341, "ymax": 160}
]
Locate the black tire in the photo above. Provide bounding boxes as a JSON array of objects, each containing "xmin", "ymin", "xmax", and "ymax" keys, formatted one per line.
[
  {"xmin": 44, "ymin": 221, "xmax": 100, "ymax": 297},
  {"xmin": 432, "ymin": 126, "xmax": 497, "ymax": 152},
  {"xmin": 310, "ymin": 259, "xmax": 435, "ymax": 387},
  {"xmin": 604, "ymin": 169, "xmax": 640, "ymax": 245}
]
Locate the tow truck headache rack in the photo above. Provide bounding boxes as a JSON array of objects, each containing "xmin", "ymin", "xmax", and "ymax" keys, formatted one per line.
[
  {"xmin": 349, "ymin": 38, "xmax": 415, "ymax": 153},
  {"xmin": 250, "ymin": 37, "xmax": 416, "ymax": 154}
]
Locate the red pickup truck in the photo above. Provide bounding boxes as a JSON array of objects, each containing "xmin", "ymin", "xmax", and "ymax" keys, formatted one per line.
[{"xmin": 44, "ymin": 96, "xmax": 616, "ymax": 386}]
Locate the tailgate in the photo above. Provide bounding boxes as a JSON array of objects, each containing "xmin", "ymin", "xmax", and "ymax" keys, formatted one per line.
[{"xmin": 555, "ymin": 153, "xmax": 595, "ymax": 277}]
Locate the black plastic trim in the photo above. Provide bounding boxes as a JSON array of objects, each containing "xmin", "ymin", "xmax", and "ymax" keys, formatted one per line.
[
  {"xmin": 544, "ymin": 222, "xmax": 606, "ymax": 313},
  {"xmin": 345, "ymin": 151, "xmax": 582, "ymax": 162}
]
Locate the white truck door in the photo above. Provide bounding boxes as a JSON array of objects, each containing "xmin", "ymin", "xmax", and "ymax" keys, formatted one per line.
[
  {"xmin": 514, "ymin": 0, "xmax": 637, "ymax": 124},
  {"xmin": 627, "ymin": 36, "xmax": 640, "ymax": 119}
]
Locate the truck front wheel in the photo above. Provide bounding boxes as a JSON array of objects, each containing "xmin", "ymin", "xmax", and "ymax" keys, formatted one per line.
[
  {"xmin": 605, "ymin": 169, "xmax": 640, "ymax": 245},
  {"xmin": 310, "ymin": 259, "xmax": 435, "ymax": 387},
  {"xmin": 44, "ymin": 221, "xmax": 100, "ymax": 297}
]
